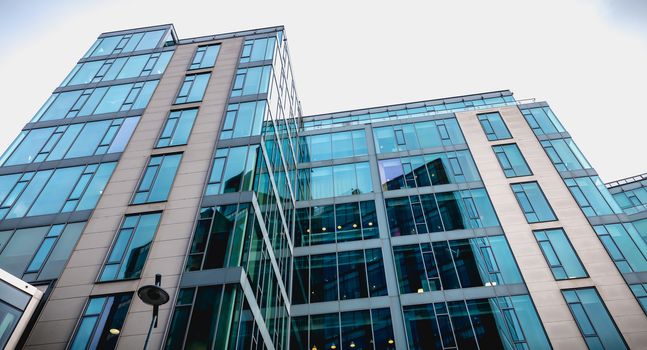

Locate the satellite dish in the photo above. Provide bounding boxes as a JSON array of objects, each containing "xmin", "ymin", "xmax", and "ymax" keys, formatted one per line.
[{"xmin": 137, "ymin": 284, "xmax": 170, "ymax": 306}]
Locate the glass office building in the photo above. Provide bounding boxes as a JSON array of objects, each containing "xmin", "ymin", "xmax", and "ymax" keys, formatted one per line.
[{"xmin": 0, "ymin": 24, "xmax": 645, "ymax": 349}]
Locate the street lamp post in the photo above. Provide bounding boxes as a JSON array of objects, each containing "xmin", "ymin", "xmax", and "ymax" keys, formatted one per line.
[{"xmin": 137, "ymin": 274, "xmax": 170, "ymax": 350}]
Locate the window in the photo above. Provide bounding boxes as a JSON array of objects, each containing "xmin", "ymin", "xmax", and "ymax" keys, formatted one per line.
[
  {"xmin": 0, "ymin": 117, "xmax": 139, "ymax": 166},
  {"xmin": 378, "ymin": 150, "xmax": 480, "ymax": 190},
  {"xmin": 492, "ymin": 144, "xmax": 532, "ymax": 177},
  {"xmin": 478, "ymin": 112, "xmax": 512, "ymax": 140},
  {"xmin": 386, "ymin": 189, "xmax": 499, "ymax": 236},
  {"xmin": 295, "ymin": 200, "xmax": 378, "ymax": 247},
  {"xmin": 69, "ymin": 293, "xmax": 132, "ymax": 350},
  {"xmin": 99, "ymin": 213, "xmax": 161, "ymax": 281},
  {"xmin": 240, "ymin": 37, "xmax": 276, "ymax": 63},
  {"xmin": 156, "ymin": 109, "xmax": 197, "ymax": 147},
  {"xmin": 511, "ymin": 182, "xmax": 557, "ymax": 223},
  {"xmin": 165, "ymin": 285, "xmax": 248, "ymax": 350},
  {"xmin": 220, "ymin": 101, "xmax": 267, "ymax": 139},
  {"xmin": 32, "ymin": 81, "xmax": 158, "ymax": 122},
  {"xmin": 392, "ymin": 235, "xmax": 522, "ymax": 294},
  {"xmin": 0, "ymin": 280, "xmax": 31, "ymax": 349},
  {"xmin": 629, "ymin": 283, "xmax": 647, "ymax": 313},
  {"xmin": 84, "ymin": 29, "xmax": 166, "ymax": 58},
  {"xmin": 563, "ymin": 288, "xmax": 627, "ymax": 350},
  {"xmin": 0, "ymin": 222, "xmax": 85, "ymax": 283},
  {"xmin": 613, "ymin": 187, "xmax": 647, "ymax": 215},
  {"xmin": 373, "ymin": 118, "xmax": 464, "ymax": 153},
  {"xmin": 61, "ymin": 52, "xmax": 172, "ymax": 87},
  {"xmin": 541, "ymin": 138, "xmax": 591, "ymax": 171},
  {"xmin": 206, "ymin": 145, "xmax": 259, "ymax": 195},
  {"xmin": 293, "ymin": 248, "xmax": 387, "ymax": 304},
  {"xmin": 175, "ymin": 73, "xmax": 210, "ymax": 104},
  {"xmin": 230, "ymin": 66, "xmax": 272, "ymax": 97},
  {"xmin": 521, "ymin": 106, "xmax": 566, "ymax": 135},
  {"xmin": 593, "ymin": 223, "xmax": 647, "ymax": 273},
  {"xmin": 291, "ymin": 308, "xmax": 395, "ymax": 350},
  {"xmin": 299, "ymin": 130, "xmax": 368, "ymax": 162},
  {"xmin": 565, "ymin": 176, "xmax": 622, "ymax": 217},
  {"xmin": 189, "ymin": 44, "xmax": 220, "ymax": 70},
  {"xmin": 185, "ymin": 203, "xmax": 252, "ymax": 271},
  {"xmin": 533, "ymin": 228, "xmax": 587, "ymax": 280},
  {"xmin": 403, "ymin": 295, "xmax": 551, "ymax": 350},
  {"xmin": 298, "ymin": 162, "xmax": 372, "ymax": 200},
  {"xmin": 132, "ymin": 154, "xmax": 182, "ymax": 204},
  {"xmin": 0, "ymin": 163, "xmax": 116, "ymax": 220}
]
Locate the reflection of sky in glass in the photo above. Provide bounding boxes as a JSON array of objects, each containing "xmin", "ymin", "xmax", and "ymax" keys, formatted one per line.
[{"xmin": 379, "ymin": 159, "xmax": 403, "ymax": 185}]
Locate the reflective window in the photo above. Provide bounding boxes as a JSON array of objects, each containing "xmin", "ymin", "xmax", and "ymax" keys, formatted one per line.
[
  {"xmin": 612, "ymin": 186, "xmax": 647, "ymax": 215},
  {"xmin": 165, "ymin": 285, "xmax": 248, "ymax": 350},
  {"xmin": 478, "ymin": 112, "xmax": 512, "ymax": 140},
  {"xmin": 189, "ymin": 45, "xmax": 220, "ymax": 70},
  {"xmin": 220, "ymin": 101, "xmax": 267, "ymax": 139},
  {"xmin": 534, "ymin": 228, "xmax": 587, "ymax": 280},
  {"xmin": 403, "ymin": 295, "xmax": 551, "ymax": 350},
  {"xmin": 511, "ymin": 182, "xmax": 557, "ymax": 223},
  {"xmin": 0, "ymin": 162, "xmax": 116, "ymax": 220},
  {"xmin": 230, "ymin": 66, "xmax": 272, "ymax": 97},
  {"xmin": 0, "ymin": 222, "xmax": 85, "ymax": 282},
  {"xmin": 298, "ymin": 162, "xmax": 372, "ymax": 200},
  {"xmin": 629, "ymin": 283, "xmax": 647, "ymax": 314},
  {"xmin": 565, "ymin": 176, "xmax": 622, "ymax": 217},
  {"xmin": 522, "ymin": 106, "xmax": 566, "ymax": 135},
  {"xmin": 0, "ymin": 117, "xmax": 139, "ymax": 166},
  {"xmin": 175, "ymin": 73, "xmax": 210, "ymax": 104},
  {"xmin": 299, "ymin": 130, "xmax": 368, "ymax": 162},
  {"xmin": 378, "ymin": 150, "xmax": 480, "ymax": 191},
  {"xmin": 69, "ymin": 293, "xmax": 132, "ymax": 350},
  {"xmin": 156, "ymin": 109, "xmax": 197, "ymax": 147},
  {"xmin": 492, "ymin": 144, "xmax": 532, "ymax": 177},
  {"xmin": 32, "ymin": 81, "xmax": 158, "ymax": 122},
  {"xmin": 185, "ymin": 203, "xmax": 252, "ymax": 271},
  {"xmin": 240, "ymin": 37, "xmax": 276, "ymax": 63},
  {"xmin": 393, "ymin": 235, "xmax": 522, "ymax": 294},
  {"xmin": 0, "ymin": 292, "xmax": 23, "ymax": 349},
  {"xmin": 293, "ymin": 248, "xmax": 387, "ymax": 304},
  {"xmin": 132, "ymin": 154, "xmax": 182, "ymax": 204},
  {"xmin": 373, "ymin": 118, "xmax": 464, "ymax": 153},
  {"xmin": 206, "ymin": 145, "xmax": 259, "ymax": 195},
  {"xmin": 99, "ymin": 212, "xmax": 161, "ymax": 281},
  {"xmin": 593, "ymin": 223, "xmax": 647, "ymax": 273},
  {"xmin": 541, "ymin": 138, "xmax": 591, "ymax": 171},
  {"xmin": 61, "ymin": 52, "xmax": 172, "ymax": 87},
  {"xmin": 84, "ymin": 29, "xmax": 165, "ymax": 58},
  {"xmin": 295, "ymin": 200, "xmax": 378, "ymax": 247},
  {"xmin": 386, "ymin": 189, "xmax": 499, "ymax": 236},
  {"xmin": 563, "ymin": 288, "xmax": 627, "ymax": 350},
  {"xmin": 291, "ymin": 308, "xmax": 395, "ymax": 350}
]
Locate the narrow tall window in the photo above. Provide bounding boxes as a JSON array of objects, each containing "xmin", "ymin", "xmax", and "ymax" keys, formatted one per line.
[
  {"xmin": 189, "ymin": 45, "xmax": 220, "ymax": 70},
  {"xmin": 478, "ymin": 112, "xmax": 512, "ymax": 140},
  {"xmin": 492, "ymin": 144, "xmax": 532, "ymax": 177},
  {"xmin": 69, "ymin": 293, "xmax": 133, "ymax": 350},
  {"xmin": 156, "ymin": 109, "xmax": 198, "ymax": 147},
  {"xmin": 511, "ymin": 182, "xmax": 557, "ymax": 223},
  {"xmin": 534, "ymin": 229, "xmax": 587, "ymax": 280},
  {"xmin": 132, "ymin": 154, "xmax": 182, "ymax": 204},
  {"xmin": 175, "ymin": 73, "xmax": 210, "ymax": 104},
  {"xmin": 563, "ymin": 288, "xmax": 627, "ymax": 350},
  {"xmin": 99, "ymin": 212, "xmax": 161, "ymax": 281}
]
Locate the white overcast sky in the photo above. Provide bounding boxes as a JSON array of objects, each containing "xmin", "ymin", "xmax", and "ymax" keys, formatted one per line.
[{"xmin": 0, "ymin": 0, "xmax": 645, "ymax": 182}]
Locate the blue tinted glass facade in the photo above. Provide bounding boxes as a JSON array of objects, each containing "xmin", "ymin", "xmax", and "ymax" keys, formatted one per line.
[
  {"xmin": 511, "ymin": 182, "xmax": 557, "ymax": 223},
  {"xmin": 478, "ymin": 112, "xmax": 512, "ymax": 140}
]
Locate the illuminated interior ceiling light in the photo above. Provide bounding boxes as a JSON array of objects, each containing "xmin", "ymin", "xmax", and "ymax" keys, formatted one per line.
[
  {"xmin": 337, "ymin": 225, "xmax": 342, "ymax": 229},
  {"xmin": 352, "ymin": 223, "xmax": 358, "ymax": 228},
  {"xmin": 417, "ymin": 288, "xmax": 424, "ymax": 293},
  {"xmin": 321, "ymin": 227, "xmax": 326, "ymax": 231},
  {"xmin": 388, "ymin": 339, "xmax": 395, "ymax": 344},
  {"xmin": 368, "ymin": 222, "xmax": 373, "ymax": 226},
  {"xmin": 109, "ymin": 328, "xmax": 120, "ymax": 335},
  {"xmin": 350, "ymin": 341, "xmax": 356, "ymax": 348},
  {"xmin": 306, "ymin": 229, "xmax": 311, "ymax": 233},
  {"xmin": 331, "ymin": 345, "xmax": 337, "ymax": 349}
]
